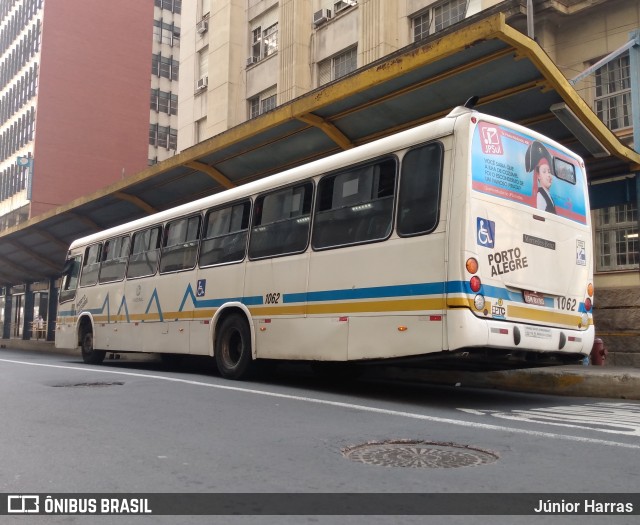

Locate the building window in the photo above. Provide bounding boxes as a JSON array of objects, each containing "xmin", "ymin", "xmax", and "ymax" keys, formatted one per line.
[
  {"xmin": 595, "ymin": 53, "xmax": 631, "ymax": 131},
  {"xmin": 150, "ymin": 89, "xmax": 178, "ymax": 115},
  {"xmin": 250, "ymin": 22, "xmax": 279, "ymax": 62},
  {"xmin": 595, "ymin": 203, "xmax": 639, "ymax": 271},
  {"xmin": 412, "ymin": 12, "xmax": 430, "ymax": 41},
  {"xmin": 263, "ymin": 23, "xmax": 278, "ymax": 57},
  {"xmin": 155, "ymin": 0, "xmax": 182, "ymax": 13},
  {"xmin": 318, "ymin": 47, "xmax": 357, "ymax": 86},
  {"xmin": 149, "ymin": 124, "xmax": 178, "ymax": 150},
  {"xmin": 153, "ymin": 20, "xmax": 181, "ymax": 46},
  {"xmin": 411, "ymin": 0, "xmax": 467, "ymax": 41},
  {"xmin": 248, "ymin": 87, "xmax": 277, "ymax": 119},
  {"xmin": 195, "ymin": 118, "xmax": 207, "ymax": 143},
  {"xmin": 152, "ymin": 54, "xmax": 179, "ymax": 80}
]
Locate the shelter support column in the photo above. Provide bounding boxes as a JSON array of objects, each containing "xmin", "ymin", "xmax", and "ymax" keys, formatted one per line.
[
  {"xmin": 1, "ymin": 288, "xmax": 10, "ymax": 340},
  {"xmin": 22, "ymin": 283, "xmax": 34, "ymax": 341},
  {"xmin": 47, "ymin": 278, "xmax": 58, "ymax": 342}
]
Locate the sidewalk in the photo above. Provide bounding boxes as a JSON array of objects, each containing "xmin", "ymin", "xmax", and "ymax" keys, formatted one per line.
[
  {"xmin": 369, "ymin": 365, "xmax": 640, "ymax": 400},
  {"xmin": 3, "ymin": 339, "xmax": 639, "ymax": 400}
]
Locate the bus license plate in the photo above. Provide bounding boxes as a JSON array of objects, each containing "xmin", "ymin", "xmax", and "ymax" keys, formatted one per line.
[{"xmin": 523, "ymin": 290, "xmax": 545, "ymax": 306}]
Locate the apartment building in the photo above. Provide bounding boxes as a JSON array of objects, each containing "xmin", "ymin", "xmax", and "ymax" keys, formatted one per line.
[{"xmin": 177, "ymin": 0, "xmax": 501, "ymax": 149}]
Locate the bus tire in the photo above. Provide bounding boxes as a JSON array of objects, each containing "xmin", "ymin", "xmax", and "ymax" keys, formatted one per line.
[
  {"xmin": 80, "ymin": 328, "xmax": 106, "ymax": 365},
  {"xmin": 215, "ymin": 313, "xmax": 253, "ymax": 380}
]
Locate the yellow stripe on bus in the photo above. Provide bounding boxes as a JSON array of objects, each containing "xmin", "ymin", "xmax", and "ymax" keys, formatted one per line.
[{"xmin": 507, "ymin": 305, "xmax": 584, "ymax": 327}]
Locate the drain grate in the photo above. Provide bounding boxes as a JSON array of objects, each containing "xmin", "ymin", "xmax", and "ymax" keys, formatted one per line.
[
  {"xmin": 52, "ymin": 381, "xmax": 124, "ymax": 388},
  {"xmin": 342, "ymin": 440, "xmax": 498, "ymax": 469}
]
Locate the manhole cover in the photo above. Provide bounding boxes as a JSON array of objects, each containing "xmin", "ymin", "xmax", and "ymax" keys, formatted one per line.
[
  {"xmin": 52, "ymin": 382, "xmax": 124, "ymax": 388},
  {"xmin": 342, "ymin": 440, "xmax": 498, "ymax": 469}
]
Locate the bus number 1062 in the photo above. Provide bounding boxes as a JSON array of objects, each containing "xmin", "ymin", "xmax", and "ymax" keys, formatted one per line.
[
  {"xmin": 265, "ymin": 293, "xmax": 281, "ymax": 305},
  {"xmin": 557, "ymin": 297, "xmax": 577, "ymax": 311}
]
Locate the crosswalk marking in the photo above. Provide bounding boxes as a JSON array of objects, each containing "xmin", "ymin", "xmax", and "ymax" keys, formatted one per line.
[{"xmin": 458, "ymin": 402, "xmax": 640, "ymax": 436}]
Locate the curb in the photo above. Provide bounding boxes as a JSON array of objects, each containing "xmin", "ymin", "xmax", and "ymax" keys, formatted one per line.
[{"xmin": 370, "ymin": 366, "xmax": 640, "ymax": 400}]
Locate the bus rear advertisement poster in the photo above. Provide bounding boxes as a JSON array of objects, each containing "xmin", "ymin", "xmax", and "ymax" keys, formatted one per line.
[{"xmin": 471, "ymin": 121, "xmax": 587, "ymax": 225}]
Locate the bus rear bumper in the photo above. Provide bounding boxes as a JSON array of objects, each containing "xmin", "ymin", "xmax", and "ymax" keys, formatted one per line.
[{"xmin": 447, "ymin": 309, "xmax": 595, "ymax": 358}]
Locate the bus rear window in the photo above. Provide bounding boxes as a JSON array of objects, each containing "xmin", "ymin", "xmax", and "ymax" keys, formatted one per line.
[{"xmin": 554, "ymin": 157, "xmax": 576, "ymax": 185}]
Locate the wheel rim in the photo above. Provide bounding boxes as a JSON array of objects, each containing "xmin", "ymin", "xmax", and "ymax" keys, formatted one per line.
[{"xmin": 222, "ymin": 329, "xmax": 243, "ymax": 369}]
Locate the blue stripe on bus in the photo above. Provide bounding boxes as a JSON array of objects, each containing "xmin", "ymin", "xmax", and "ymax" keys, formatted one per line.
[{"xmin": 284, "ymin": 282, "xmax": 445, "ymax": 304}]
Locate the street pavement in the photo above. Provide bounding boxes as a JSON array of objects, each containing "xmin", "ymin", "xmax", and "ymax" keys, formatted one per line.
[{"xmin": 3, "ymin": 338, "xmax": 639, "ymax": 400}]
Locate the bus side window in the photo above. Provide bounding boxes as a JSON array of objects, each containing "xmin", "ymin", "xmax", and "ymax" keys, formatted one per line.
[
  {"xmin": 160, "ymin": 215, "xmax": 202, "ymax": 273},
  {"xmin": 397, "ymin": 142, "xmax": 443, "ymax": 236},
  {"xmin": 128, "ymin": 226, "xmax": 162, "ymax": 279},
  {"xmin": 312, "ymin": 157, "xmax": 396, "ymax": 250},
  {"xmin": 249, "ymin": 182, "xmax": 313, "ymax": 259},
  {"xmin": 200, "ymin": 200, "xmax": 250, "ymax": 267},
  {"xmin": 59, "ymin": 256, "xmax": 82, "ymax": 303},
  {"xmin": 99, "ymin": 235, "xmax": 131, "ymax": 283},
  {"xmin": 79, "ymin": 243, "xmax": 102, "ymax": 287}
]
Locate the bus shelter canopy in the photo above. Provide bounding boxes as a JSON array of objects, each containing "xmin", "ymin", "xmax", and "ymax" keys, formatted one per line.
[{"xmin": 1, "ymin": 9, "xmax": 638, "ymax": 287}]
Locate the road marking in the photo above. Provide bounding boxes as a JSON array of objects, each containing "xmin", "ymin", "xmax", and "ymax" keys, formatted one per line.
[
  {"xmin": 2, "ymin": 357, "xmax": 640, "ymax": 450},
  {"xmin": 458, "ymin": 403, "xmax": 640, "ymax": 436}
]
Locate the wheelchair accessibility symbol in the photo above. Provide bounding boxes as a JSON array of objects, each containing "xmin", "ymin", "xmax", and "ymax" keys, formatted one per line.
[
  {"xmin": 477, "ymin": 218, "xmax": 495, "ymax": 248},
  {"xmin": 196, "ymin": 279, "xmax": 206, "ymax": 297}
]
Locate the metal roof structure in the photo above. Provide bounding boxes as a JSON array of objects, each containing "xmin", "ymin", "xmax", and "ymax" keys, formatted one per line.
[{"xmin": 1, "ymin": 10, "xmax": 639, "ymax": 287}]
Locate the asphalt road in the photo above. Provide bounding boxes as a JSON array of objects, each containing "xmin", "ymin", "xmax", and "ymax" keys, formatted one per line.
[{"xmin": 1, "ymin": 348, "xmax": 639, "ymax": 525}]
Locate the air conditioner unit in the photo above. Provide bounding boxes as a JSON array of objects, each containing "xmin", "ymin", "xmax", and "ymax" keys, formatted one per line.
[
  {"xmin": 246, "ymin": 56, "xmax": 259, "ymax": 66},
  {"xmin": 195, "ymin": 76, "xmax": 208, "ymax": 91},
  {"xmin": 196, "ymin": 19, "xmax": 208, "ymax": 34},
  {"xmin": 313, "ymin": 9, "xmax": 331, "ymax": 26},
  {"xmin": 334, "ymin": 1, "xmax": 356, "ymax": 14}
]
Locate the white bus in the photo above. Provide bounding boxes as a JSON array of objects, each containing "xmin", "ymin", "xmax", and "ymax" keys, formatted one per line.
[{"xmin": 56, "ymin": 106, "xmax": 594, "ymax": 379}]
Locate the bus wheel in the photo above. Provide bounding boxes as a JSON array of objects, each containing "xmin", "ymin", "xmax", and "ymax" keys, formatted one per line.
[
  {"xmin": 81, "ymin": 329, "xmax": 106, "ymax": 365},
  {"xmin": 215, "ymin": 314, "xmax": 253, "ymax": 380}
]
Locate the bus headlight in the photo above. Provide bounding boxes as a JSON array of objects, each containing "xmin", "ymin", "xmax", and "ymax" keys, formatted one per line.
[{"xmin": 474, "ymin": 294, "xmax": 485, "ymax": 310}]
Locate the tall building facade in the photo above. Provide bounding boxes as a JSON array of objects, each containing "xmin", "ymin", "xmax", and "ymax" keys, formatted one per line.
[
  {"xmin": 149, "ymin": 0, "xmax": 181, "ymax": 164},
  {"xmin": 0, "ymin": 0, "xmax": 153, "ymax": 229}
]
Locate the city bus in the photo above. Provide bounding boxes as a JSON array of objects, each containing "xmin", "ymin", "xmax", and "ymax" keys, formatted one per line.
[{"xmin": 55, "ymin": 105, "xmax": 594, "ymax": 379}]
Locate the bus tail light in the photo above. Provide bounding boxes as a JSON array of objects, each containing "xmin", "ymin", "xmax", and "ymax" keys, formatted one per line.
[
  {"xmin": 587, "ymin": 283, "xmax": 594, "ymax": 297},
  {"xmin": 466, "ymin": 257, "xmax": 478, "ymax": 274},
  {"xmin": 470, "ymin": 276, "xmax": 481, "ymax": 293},
  {"xmin": 584, "ymin": 297, "xmax": 592, "ymax": 312}
]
